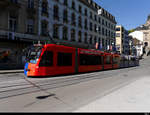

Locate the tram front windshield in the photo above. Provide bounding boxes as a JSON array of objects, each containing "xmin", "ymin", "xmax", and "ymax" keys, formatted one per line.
[{"xmin": 27, "ymin": 46, "xmax": 42, "ymax": 64}]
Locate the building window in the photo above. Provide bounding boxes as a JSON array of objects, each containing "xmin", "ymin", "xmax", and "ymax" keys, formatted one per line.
[
  {"xmin": 85, "ymin": 8, "xmax": 87, "ymax": 16},
  {"xmin": 113, "ymin": 32, "xmax": 115, "ymax": 38},
  {"xmin": 42, "ymin": 1, "xmax": 48, "ymax": 14},
  {"xmin": 94, "ymin": 36, "xmax": 97, "ymax": 44},
  {"xmin": 89, "ymin": 35, "xmax": 93, "ymax": 44},
  {"xmin": 84, "ymin": 32, "xmax": 88, "ymax": 44},
  {"xmin": 64, "ymin": 0, "xmax": 68, "ymax": 6},
  {"xmin": 94, "ymin": 14, "xmax": 97, "ymax": 21},
  {"xmin": 98, "ymin": 38, "xmax": 101, "ymax": 44},
  {"xmin": 98, "ymin": 17, "xmax": 101, "ymax": 24},
  {"xmin": 71, "ymin": 13, "xmax": 76, "ymax": 26},
  {"xmin": 28, "ymin": 0, "xmax": 34, "ymax": 9},
  {"xmin": 79, "ymin": 5, "xmax": 82, "ymax": 14},
  {"xmin": 63, "ymin": 26, "xmax": 68, "ymax": 40},
  {"xmin": 102, "ymin": 28, "xmax": 104, "ymax": 36},
  {"xmin": 116, "ymin": 27, "xmax": 120, "ymax": 31},
  {"xmin": 102, "ymin": 19, "xmax": 104, "ymax": 25},
  {"xmin": 78, "ymin": 16, "xmax": 82, "ymax": 28},
  {"xmin": 90, "ymin": 11, "xmax": 93, "ymax": 19},
  {"xmin": 53, "ymin": 24, "xmax": 59, "ymax": 39},
  {"xmin": 108, "ymin": 31, "xmax": 110, "ymax": 38},
  {"xmin": 71, "ymin": 29, "xmax": 76, "ymax": 41},
  {"xmin": 53, "ymin": 5, "xmax": 59, "ymax": 20},
  {"xmin": 105, "ymin": 21, "xmax": 108, "ymax": 27},
  {"xmin": 105, "ymin": 40, "xmax": 108, "ymax": 49},
  {"xmin": 105, "ymin": 29, "xmax": 107, "ymax": 36},
  {"xmin": 116, "ymin": 33, "xmax": 120, "ymax": 37},
  {"xmin": 94, "ymin": 24, "xmax": 97, "ymax": 33},
  {"xmin": 41, "ymin": 21, "xmax": 48, "ymax": 36},
  {"xmin": 72, "ymin": 1, "xmax": 75, "ymax": 10},
  {"xmin": 111, "ymin": 32, "xmax": 113, "ymax": 38},
  {"xmin": 78, "ymin": 31, "xmax": 82, "ymax": 43},
  {"xmin": 102, "ymin": 39, "xmax": 105, "ymax": 48},
  {"xmin": 84, "ymin": 19, "xmax": 88, "ymax": 30},
  {"xmin": 9, "ymin": 15, "xmax": 17, "ymax": 32},
  {"xmin": 108, "ymin": 23, "xmax": 110, "ymax": 28},
  {"xmin": 63, "ymin": 9, "xmax": 68, "ymax": 23},
  {"xmin": 27, "ymin": 19, "xmax": 34, "ymax": 34},
  {"xmin": 98, "ymin": 26, "xmax": 101, "ymax": 34},
  {"xmin": 90, "ymin": 22, "xmax": 93, "ymax": 31}
]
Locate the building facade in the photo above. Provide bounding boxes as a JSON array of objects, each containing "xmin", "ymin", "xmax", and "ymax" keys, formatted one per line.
[
  {"xmin": 141, "ymin": 15, "xmax": 150, "ymax": 48},
  {"xmin": 129, "ymin": 31, "xmax": 144, "ymax": 57},
  {"xmin": 141, "ymin": 30, "xmax": 150, "ymax": 48},
  {"xmin": 135, "ymin": 14, "xmax": 150, "ymax": 52},
  {"xmin": 0, "ymin": 0, "xmax": 39, "ymax": 69},
  {"xmin": 38, "ymin": 0, "xmax": 117, "ymax": 50},
  {"xmin": 116, "ymin": 25, "xmax": 130, "ymax": 55},
  {"xmin": 0, "ymin": 0, "xmax": 117, "ymax": 69}
]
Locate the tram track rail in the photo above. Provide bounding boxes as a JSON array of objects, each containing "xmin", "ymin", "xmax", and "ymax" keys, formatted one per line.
[{"xmin": 0, "ymin": 66, "xmax": 139, "ymax": 100}]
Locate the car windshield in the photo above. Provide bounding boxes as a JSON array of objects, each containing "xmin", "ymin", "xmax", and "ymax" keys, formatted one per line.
[{"xmin": 27, "ymin": 46, "xmax": 42, "ymax": 64}]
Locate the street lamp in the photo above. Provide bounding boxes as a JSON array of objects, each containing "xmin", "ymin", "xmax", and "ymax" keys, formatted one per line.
[{"xmin": 112, "ymin": 42, "xmax": 114, "ymax": 51}]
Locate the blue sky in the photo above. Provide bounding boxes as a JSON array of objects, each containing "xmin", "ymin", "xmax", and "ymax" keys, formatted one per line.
[{"xmin": 93, "ymin": 0, "xmax": 150, "ymax": 30}]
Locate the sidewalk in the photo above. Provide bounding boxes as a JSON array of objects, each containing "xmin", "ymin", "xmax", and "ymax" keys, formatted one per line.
[
  {"xmin": 0, "ymin": 69, "xmax": 24, "ymax": 74},
  {"xmin": 74, "ymin": 76, "xmax": 150, "ymax": 112},
  {"xmin": 73, "ymin": 58, "xmax": 150, "ymax": 112}
]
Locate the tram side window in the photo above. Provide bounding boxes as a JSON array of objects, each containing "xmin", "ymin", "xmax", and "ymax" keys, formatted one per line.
[
  {"xmin": 113, "ymin": 56, "xmax": 120, "ymax": 64},
  {"xmin": 39, "ymin": 51, "xmax": 53, "ymax": 67},
  {"xmin": 105, "ymin": 55, "xmax": 111, "ymax": 64},
  {"xmin": 57, "ymin": 52, "xmax": 72, "ymax": 66},
  {"xmin": 80, "ymin": 54, "xmax": 102, "ymax": 65}
]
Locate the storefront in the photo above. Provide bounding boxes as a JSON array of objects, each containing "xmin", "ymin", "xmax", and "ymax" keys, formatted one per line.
[{"xmin": 0, "ymin": 40, "xmax": 32, "ymax": 70}]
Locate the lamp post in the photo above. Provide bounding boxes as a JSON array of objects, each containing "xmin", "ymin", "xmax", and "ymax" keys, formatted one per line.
[{"xmin": 112, "ymin": 42, "xmax": 114, "ymax": 52}]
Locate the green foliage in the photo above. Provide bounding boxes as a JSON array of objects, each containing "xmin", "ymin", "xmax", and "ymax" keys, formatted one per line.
[{"xmin": 128, "ymin": 29, "xmax": 135, "ymax": 34}]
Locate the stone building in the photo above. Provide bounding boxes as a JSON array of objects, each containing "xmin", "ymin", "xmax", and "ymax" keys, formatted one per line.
[
  {"xmin": 135, "ymin": 15, "xmax": 150, "ymax": 47},
  {"xmin": 0, "ymin": 0, "xmax": 117, "ymax": 69},
  {"xmin": 0, "ymin": 0, "xmax": 39, "ymax": 69},
  {"xmin": 38, "ymin": 0, "xmax": 117, "ymax": 50},
  {"xmin": 134, "ymin": 14, "xmax": 150, "ymax": 56}
]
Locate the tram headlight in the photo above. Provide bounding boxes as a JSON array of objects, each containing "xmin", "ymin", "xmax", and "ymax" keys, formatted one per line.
[{"xmin": 36, "ymin": 59, "xmax": 39, "ymax": 62}]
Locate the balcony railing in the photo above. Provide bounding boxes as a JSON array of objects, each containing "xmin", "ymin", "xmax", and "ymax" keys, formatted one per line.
[{"xmin": 0, "ymin": 30, "xmax": 41, "ymax": 41}]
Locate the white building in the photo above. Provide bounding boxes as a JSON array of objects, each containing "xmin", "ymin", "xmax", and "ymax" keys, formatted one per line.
[
  {"xmin": 129, "ymin": 31, "xmax": 144, "ymax": 57},
  {"xmin": 129, "ymin": 31, "xmax": 144, "ymax": 42},
  {"xmin": 38, "ymin": 0, "xmax": 117, "ymax": 50}
]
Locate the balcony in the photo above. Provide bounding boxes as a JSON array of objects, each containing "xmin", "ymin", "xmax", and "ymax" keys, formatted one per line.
[{"xmin": 0, "ymin": 29, "xmax": 40, "ymax": 42}]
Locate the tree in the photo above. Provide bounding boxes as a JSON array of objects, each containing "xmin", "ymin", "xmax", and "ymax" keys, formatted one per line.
[{"xmin": 128, "ymin": 29, "xmax": 135, "ymax": 34}]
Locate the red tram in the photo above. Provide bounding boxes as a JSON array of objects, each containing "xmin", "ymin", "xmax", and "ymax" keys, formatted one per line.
[{"xmin": 24, "ymin": 44, "xmax": 136, "ymax": 77}]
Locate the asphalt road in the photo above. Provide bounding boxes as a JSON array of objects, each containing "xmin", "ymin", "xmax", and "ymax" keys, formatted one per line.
[{"xmin": 0, "ymin": 58, "xmax": 149, "ymax": 112}]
